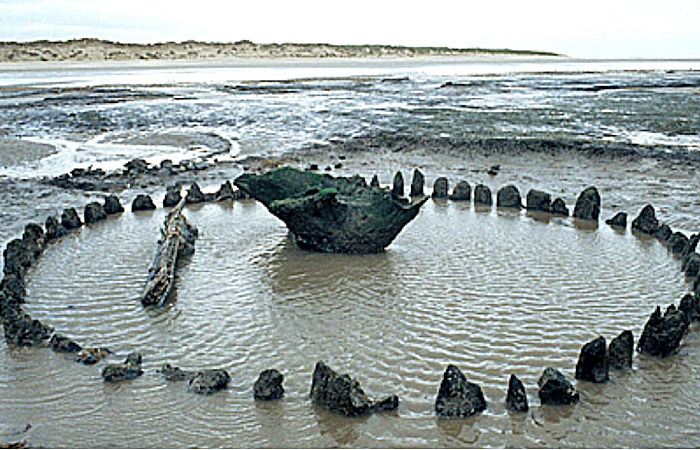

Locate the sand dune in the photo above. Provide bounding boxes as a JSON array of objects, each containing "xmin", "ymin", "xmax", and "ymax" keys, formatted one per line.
[{"xmin": 0, "ymin": 38, "xmax": 561, "ymax": 62}]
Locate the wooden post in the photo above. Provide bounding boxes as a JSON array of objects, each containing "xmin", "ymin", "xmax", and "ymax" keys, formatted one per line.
[{"xmin": 141, "ymin": 197, "xmax": 197, "ymax": 306}]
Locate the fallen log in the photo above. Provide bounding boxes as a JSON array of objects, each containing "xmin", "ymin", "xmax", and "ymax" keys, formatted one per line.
[{"xmin": 141, "ymin": 197, "xmax": 197, "ymax": 306}]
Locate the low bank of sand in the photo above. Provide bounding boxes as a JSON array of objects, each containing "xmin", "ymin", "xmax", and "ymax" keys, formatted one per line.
[
  {"xmin": 0, "ymin": 39, "xmax": 561, "ymax": 63},
  {"xmin": 0, "ymin": 138, "xmax": 56, "ymax": 168}
]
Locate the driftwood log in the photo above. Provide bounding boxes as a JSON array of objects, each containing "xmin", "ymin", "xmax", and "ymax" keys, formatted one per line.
[{"xmin": 141, "ymin": 197, "xmax": 198, "ymax": 306}]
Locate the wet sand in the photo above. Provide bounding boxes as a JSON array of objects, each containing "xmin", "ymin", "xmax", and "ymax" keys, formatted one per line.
[
  {"xmin": 3, "ymin": 195, "xmax": 696, "ymax": 448},
  {"xmin": 0, "ymin": 58, "xmax": 698, "ymax": 448},
  {"xmin": 0, "ymin": 138, "xmax": 56, "ymax": 168}
]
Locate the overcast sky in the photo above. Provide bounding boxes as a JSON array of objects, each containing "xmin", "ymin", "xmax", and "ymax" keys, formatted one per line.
[{"xmin": 0, "ymin": 0, "xmax": 698, "ymax": 58}]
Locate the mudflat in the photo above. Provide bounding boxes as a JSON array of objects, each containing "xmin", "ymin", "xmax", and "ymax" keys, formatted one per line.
[{"xmin": 0, "ymin": 138, "xmax": 56, "ymax": 167}]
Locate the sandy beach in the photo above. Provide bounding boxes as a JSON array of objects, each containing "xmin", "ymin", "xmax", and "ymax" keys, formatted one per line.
[
  {"xmin": 1, "ymin": 0, "xmax": 698, "ymax": 445},
  {"xmin": 0, "ymin": 56, "xmax": 698, "ymax": 448}
]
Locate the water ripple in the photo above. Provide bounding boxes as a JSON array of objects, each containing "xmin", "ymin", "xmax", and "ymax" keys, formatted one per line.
[{"xmin": 4, "ymin": 201, "xmax": 696, "ymax": 447}]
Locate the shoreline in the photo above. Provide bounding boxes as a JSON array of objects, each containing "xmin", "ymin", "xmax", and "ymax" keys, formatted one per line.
[
  {"xmin": 1, "ymin": 56, "xmax": 698, "ymax": 82},
  {"xmin": 0, "ymin": 54, "xmax": 561, "ymax": 72}
]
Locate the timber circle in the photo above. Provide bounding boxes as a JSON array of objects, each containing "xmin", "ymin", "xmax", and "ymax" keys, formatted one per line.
[{"xmin": 2, "ymin": 165, "xmax": 698, "ymax": 440}]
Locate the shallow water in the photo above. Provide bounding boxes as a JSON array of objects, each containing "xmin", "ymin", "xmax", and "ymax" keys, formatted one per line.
[
  {"xmin": 0, "ymin": 58, "xmax": 699, "ymax": 448},
  {"xmin": 2, "ymin": 201, "xmax": 697, "ymax": 448}
]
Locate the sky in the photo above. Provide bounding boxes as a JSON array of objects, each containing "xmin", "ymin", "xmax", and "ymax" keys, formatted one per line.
[{"xmin": 0, "ymin": 0, "xmax": 698, "ymax": 58}]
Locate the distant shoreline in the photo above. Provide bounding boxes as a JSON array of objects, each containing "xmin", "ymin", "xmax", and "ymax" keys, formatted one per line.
[{"xmin": 0, "ymin": 38, "xmax": 562, "ymax": 63}]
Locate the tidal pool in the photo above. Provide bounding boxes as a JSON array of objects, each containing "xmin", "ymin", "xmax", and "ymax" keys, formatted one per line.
[{"xmin": 2, "ymin": 199, "xmax": 697, "ymax": 448}]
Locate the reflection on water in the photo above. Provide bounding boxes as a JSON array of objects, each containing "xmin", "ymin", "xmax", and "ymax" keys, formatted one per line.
[
  {"xmin": 314, "ymin": 406, "xmax": 369, "ymax": 446},
  {"xmin": 0, "ymin": 200, "xmax": 697, "ymax": 447}
]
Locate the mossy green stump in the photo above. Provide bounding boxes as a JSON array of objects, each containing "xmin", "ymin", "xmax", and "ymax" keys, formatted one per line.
[{"xmin": 235, "ymin": 167, "xmax": 428, "ymax": 253}]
